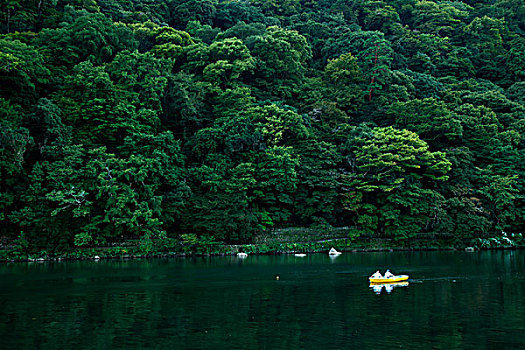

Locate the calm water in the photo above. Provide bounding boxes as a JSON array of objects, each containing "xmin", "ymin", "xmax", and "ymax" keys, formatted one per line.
[{"xmin": 0, "ymin": 251, "xmax": 524, "ymax": 349}]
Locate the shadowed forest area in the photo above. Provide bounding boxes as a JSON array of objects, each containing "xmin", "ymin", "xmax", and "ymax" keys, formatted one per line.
[{"xmin": 1, "ymin": 0, "xmax": 524, "ymax": 255}]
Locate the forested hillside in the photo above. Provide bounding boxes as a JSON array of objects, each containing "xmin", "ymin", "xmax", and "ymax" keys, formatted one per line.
[{"xmin": 1, "ymin": 0, "xmax": 524, "ymax": 252}]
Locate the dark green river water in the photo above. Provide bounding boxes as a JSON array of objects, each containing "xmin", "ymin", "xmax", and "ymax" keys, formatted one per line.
[{"xmin": 1, "ymin": 250, "xmax": 524, "ymax": 349}]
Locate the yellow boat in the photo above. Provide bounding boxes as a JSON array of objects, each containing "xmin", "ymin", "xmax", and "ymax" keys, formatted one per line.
[
  {"xmin": 369, "ymin": 275, "xmax": 409, "ymax": 283},
  {"xmin": 369, "ymin": 281, "xmax": 409, "ymax": 288}
]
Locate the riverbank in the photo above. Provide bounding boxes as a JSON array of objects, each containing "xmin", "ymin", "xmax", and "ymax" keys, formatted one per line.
[{"xmin": 1, "ymin": 229, "xmax": 523, "ymax": 263}]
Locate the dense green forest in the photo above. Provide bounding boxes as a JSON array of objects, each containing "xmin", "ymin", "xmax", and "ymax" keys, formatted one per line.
[{"xmin": 1, "ymin": 0, "xmax": 524, "ymax": 253}]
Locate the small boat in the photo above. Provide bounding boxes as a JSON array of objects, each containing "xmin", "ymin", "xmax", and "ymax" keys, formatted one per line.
[
  {"xmin": 237, "ymin": 252, "xmax": 248, "ymax": 258},
  {"xmin": 294, "ymin": 253, "xmax": 307, "ymax": 257},
  {"xmin": 328, "ymin": 247, "xmax": 342, "ymax": 256},
  {"xmin": 370, "ymin": 281, "xmax": 409, "ymax": 288},
  {"xmin": 369, "ymin": 275, "xmax": 409, "ymax": 283}
]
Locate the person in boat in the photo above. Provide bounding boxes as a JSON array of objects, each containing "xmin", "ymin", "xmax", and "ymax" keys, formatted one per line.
[
  {"xmin": 384, "ymin": 269, "xmax": 394, "ymax": 278},
  {"xmin": 370, "ymin": 270, "xmax": 383, "ymax": 279}
]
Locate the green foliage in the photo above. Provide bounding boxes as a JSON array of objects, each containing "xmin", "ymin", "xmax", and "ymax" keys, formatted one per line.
[
  {"xmin": 129, "ymin": 21, "xmax": 193, "ymax": 59},
  {"xmin": 248, "ymin": 26, "xmax": 312, "ymax": 99},
  {"xmin": 107, "ymin": 50, "xmax": 173, "ymax": 112},
  {"xmin": 0, "ymin": 38, "xmax": 50, "ymax": 105},
  {"xmin": 203, "ymin": 38, "xmax": 255, "ymax": 87},
  {"xmin": 36, "ymin": 11, "xmax": 136, "ymax": 68},
  {"xmin": 323, "ymin": 52, "xmax": 364, "ymax": 113},
  {"xmin": 412, "ymin": 0, "xmax": 470, "ymax": 37},
  {"xmin": 169, "ymin": 0, "xmax": 218, "ymax": 29},
  {"xmin": 386, "ymin": 98, "xmax": 463, "ymax": 148},
  {"xmin": 74, "ymin": 232, "xmax": 93, "ymax": 247},
  {"xmin": 472, "ymin": 232, "xmax": 523, "ymax": 249},
  {"xmin": 342, "ymin": 126, "xmax": 451, "ymax": 238},
  {"xmin": 0, "ymin": 99, "xmax": 31, "ymax": 231},
  {"xmin": 1, "ymin": 0, "xmax": 524, "ymax": 253}
]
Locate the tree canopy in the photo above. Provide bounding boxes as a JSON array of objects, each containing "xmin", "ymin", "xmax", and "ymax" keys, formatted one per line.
[{"xmin": 0, "ymin": 0, "xmax": 524, "ymax": 251}]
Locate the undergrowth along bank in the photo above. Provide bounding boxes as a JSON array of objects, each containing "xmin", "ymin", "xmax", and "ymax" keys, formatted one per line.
[{"xmin": 1, "ymin": 231, "xmax": 523, "ymax": 262}]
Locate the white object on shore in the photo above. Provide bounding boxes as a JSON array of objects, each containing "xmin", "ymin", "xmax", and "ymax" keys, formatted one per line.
[
  {"xmin": 328, "ymin": 247, "xmax": 342, "ymax": 256},
  {"xmin": 237, "ymin": 252, "xmax": 248, "ymax": 258}
]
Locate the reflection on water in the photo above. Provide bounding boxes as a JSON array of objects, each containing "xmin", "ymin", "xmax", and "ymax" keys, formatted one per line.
[
  {"xmin": 370, "ymin": 281, "xmax": 409, "ymax": 294},
  {"xmin": 0, "ymin": 250, "xmax": 524, "ymax": 349}
]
